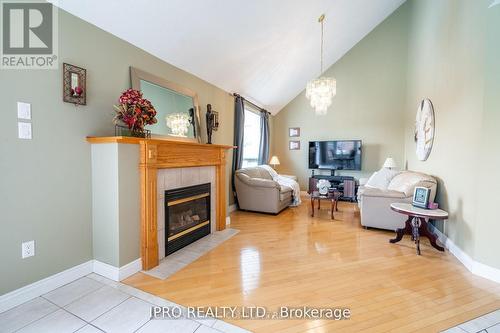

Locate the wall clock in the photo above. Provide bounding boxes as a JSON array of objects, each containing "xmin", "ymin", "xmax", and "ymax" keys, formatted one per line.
[{"xmin": 415, "ymin": 99, "xmax": 435, "ymax": 161}]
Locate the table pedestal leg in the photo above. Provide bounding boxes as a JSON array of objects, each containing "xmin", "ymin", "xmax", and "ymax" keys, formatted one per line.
[
  {"xmin": 419, "ymin": 217, "xmax": 445, "ymax": 252},
  {"xmin": 330, "ymin": 198, "xmax": 334, "ymax": 220},
  {"xmin": 310, "ymin": 197, "xmax": 315, "ymax": 217},
  {"xmin": 411, "ymin": 217, "xmax": 421, "ymax": 255},
  {"xmin": 390, "ymin": 215, "xmax": 445, "ymax": 254},
  {"xmin": 390, "ymin": 216, "xmax": 413, "ymax": 244}
]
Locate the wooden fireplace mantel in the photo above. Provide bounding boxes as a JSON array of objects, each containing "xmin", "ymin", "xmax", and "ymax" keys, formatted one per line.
[{"xmin": 87, "ymin": 136, "xmax": 234, "ymax": 270}]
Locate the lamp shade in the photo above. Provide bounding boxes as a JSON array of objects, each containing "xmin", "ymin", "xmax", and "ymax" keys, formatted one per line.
[
  {"xmin": 269, "ymin": 156, "xmax": 280, "ymax": 166},
  {"xmin": 383, "ymin": 157, "xmax": 397, "ymax": 169}
]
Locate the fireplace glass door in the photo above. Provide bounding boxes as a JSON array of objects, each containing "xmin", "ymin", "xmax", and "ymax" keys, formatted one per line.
[{"xmin": 165, "ymin": 183, "xmax": 211, "ymax": 255}]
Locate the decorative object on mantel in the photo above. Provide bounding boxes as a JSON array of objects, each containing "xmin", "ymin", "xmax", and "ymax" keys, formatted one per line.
[
  {"xmin": 415, "ymin": 98, "xmax": 435, "ymax": 161},
  {"xmin": 63, "ymin": 63, "xmax": 86, "ymax": 105},
  {"xmin": 130, "ymin": 67, "xmax": 202, "ymax": 143},
  {"xmin": 206, "ymin": 104, "xmax": 219, "ymax": 144},
  {"xmin": 305, "ymin": 14, "xmax": 336, "ymax": 115},
  {"xmin": 113, "ymin": 89, "xmax": 157, "ymax": 138},
  {"xmin": 289, "ymin": 127, "xmax": 300, "ymax": 137},
  {"xmin": 289, "ymin": 140, "xmax": 300, "ymax": 150},
  {"xmin": 166, "ymin": 113, "xmax": 190, "ymax": 137}
]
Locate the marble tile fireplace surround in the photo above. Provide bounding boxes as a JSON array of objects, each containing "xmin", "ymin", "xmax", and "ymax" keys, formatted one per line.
[{"xmin": 87, "ymin": 136, "xmax": 233, "ymax": 277}]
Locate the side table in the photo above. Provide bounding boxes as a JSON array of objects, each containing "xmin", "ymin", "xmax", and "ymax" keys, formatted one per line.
[{"xmin": 389, "ymin": 202, "xmax": 448, "ymax": 255}]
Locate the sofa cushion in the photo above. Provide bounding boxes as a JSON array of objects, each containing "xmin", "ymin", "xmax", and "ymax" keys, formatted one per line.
[
  {"xmin": 387, "ymin": 171, "xmax": 437, "ymax": 196},
  {"xmin": 359, "ymin": 187, "xmax": 407, "ymax": 199},
  {"xmin": 366, "ymin": 168, "xmax": 399, "ymax": 190}
]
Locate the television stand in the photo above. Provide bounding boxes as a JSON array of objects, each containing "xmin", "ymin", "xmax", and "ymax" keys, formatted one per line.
[{"xmin": 308, "ymin": 173, "xmax": 357, "ymax": 202}]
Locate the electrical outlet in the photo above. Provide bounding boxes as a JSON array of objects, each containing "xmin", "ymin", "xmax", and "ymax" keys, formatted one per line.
[{"xmin": 22, "ymin": 240, "xmax": 35, "ymax": 259}]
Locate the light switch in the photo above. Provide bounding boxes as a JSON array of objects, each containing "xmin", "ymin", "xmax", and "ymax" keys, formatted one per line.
[
  {"xmin": 18, "ymin": 122, "xmax": 32, "ymax": 139},
  {"xmin": 17, "ymin": 102, "xmax": 31, "ymax": 120}
]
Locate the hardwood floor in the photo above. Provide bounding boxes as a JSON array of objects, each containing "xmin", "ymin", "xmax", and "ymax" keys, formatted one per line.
[{"xmin": 124, "ymin": 198, "xmax": 500, "ymax": 332}]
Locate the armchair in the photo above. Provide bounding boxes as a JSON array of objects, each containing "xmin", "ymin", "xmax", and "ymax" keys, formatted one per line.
[{"xmin": 234, "ymin": 167, "xmax": 294, "ymax": 214}]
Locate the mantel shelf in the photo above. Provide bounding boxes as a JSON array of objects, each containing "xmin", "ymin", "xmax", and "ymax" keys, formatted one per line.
[{"xmin": 86, "ymin": 136, "xmax": 235, "ymax": 150}]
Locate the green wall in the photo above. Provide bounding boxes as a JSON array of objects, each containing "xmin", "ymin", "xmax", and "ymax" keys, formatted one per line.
[
  {"xmin": 275, "ymin": 0, "xmax": 500, "ymax": 272},
  {"xmin": 0, "ymin": 8, "xmax": 236, "ymax": 295},
  {"xmin": 404, "ymin": 0, "xmax": 500, "ymax": 269},
  {"xmin": 274, "ymin": 3, "xmax": 410, "ymax": 189}
]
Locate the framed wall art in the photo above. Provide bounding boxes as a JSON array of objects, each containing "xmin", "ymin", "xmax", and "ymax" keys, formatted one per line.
[
  {"xmin": 289, "ymin": 127, "xmax": 300, "ymax": 137},
  {"xmin": 63, "ymin": 63, "xmax": 86, "ymax": 105},
  {"xmin": 289, "ymin": 140, "xmax": 300, "ymax": 150}
]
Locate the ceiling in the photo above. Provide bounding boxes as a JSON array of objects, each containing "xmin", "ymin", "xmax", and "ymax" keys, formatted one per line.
[{"xmin": 53, "ymin": 0, "xmax": 405, "ymax": 114}]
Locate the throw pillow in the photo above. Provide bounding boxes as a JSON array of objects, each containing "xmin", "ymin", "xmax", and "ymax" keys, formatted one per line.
[{"xmin": 365, "ymin": 168, "xmax": 399, "ymax": 190}]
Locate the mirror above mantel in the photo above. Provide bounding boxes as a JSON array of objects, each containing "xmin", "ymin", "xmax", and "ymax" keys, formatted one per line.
[{"xmin": 130, "ymin": 67, "xmax": 202, "ymax": 143}]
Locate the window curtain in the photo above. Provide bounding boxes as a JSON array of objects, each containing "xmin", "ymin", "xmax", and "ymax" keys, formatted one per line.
[
  {"xmin": 258, "ymin": 111, "xmax": 270, "ymax": 165},
  {"xmin": 232, "ymin": 95, "xmax": 245, "ymax": 191}
]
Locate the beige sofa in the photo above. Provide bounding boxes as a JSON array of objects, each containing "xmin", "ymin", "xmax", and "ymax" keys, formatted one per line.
[
  {"xmin": 358, "ymin": 171, "xmax": 437, "ymax": 230},
  {"xmin": 234, "ymin": 167, "xmax": 296, "ymax": 214}
]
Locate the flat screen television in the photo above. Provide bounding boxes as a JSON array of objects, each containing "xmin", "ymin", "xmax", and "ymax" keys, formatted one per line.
[{"xmin": 309, "ymin": 140, "xmax": 362, "ymax": 170}]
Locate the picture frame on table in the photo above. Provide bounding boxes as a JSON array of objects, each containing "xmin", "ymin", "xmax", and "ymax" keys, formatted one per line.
[{"xmin": 412, "ymin": 186, "xmax": 431, "ymax": 209}]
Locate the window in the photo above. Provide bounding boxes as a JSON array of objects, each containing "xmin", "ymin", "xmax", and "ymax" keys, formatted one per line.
[{"xmin": 242, "ymin": 104, "xmax": 261, "ymax": 168}]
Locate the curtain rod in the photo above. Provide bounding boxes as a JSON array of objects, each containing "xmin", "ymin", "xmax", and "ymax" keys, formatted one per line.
[{"xmin": 231, "ymin": 93, "xmax": 270, "ymax": 114}]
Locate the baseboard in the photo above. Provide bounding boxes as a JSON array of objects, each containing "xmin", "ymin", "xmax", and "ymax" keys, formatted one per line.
[
  {"xmin": 118, "ymin": 258, "xmax": 142, "ymax": 280},
  {"xmin": 93, "ymin": 258, "xmax": 142, "ymax": 282},
  {"xmin": 0, "ymin": 260, "xmax": 93, "ymax": 313},
  {"xmin": 429, "ymin": 224, "xmax": 500, "ymax": 284},
  {"xmin": 228, "ymin": 204, "xmax": 237, "ymax": 213},
  {"xmin": 0, "ymin": 258, "xmax": 142, "ymax": 314}
]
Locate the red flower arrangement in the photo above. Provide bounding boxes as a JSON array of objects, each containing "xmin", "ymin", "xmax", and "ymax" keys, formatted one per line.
[{"xmin": 113, "ymin": 89, "xmax": 157, "ymax": 136}]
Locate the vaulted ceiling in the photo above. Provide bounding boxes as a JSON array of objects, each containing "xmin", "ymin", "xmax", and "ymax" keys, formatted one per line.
[{"xmin": 53, "ymin": 0, "xmax": 405, "ymax": 114}]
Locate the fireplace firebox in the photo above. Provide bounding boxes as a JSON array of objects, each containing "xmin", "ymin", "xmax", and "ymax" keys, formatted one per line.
[{"xmin": 165, "ymin": 183, "xmax": 211, "ymax": 255}]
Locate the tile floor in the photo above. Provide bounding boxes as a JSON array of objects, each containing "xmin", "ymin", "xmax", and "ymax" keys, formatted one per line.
[
  {"xmin": 145, "ymin": 228, "xmax": 239, "ymax": 280},
  {"xmin": 443, "ymin": 309, "xmax": 500, "ymax": 333},
  {"xmin": 0, "ymin": 273, "xmax": 250, "ymax": 333}
]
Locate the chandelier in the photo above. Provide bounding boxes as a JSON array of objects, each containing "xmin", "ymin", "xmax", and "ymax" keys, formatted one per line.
[
  {"xmin": 166, "ymin": 113, "xmax": 190, "ymax": 137},
  {"xmin": 306, "ymin": 14, "xmax": 336, "ymax": 115}
]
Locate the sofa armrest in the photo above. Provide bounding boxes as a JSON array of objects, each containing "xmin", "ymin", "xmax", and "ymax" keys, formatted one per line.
[{"xmin": 236, "ymin": 173, "xmax": 280, "ymax": 189}]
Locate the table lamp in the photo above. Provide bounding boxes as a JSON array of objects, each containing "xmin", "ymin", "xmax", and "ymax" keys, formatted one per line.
[
  {"xmin": 383, "ymin": 157, "xmax": 397, "ymax": 170},
  {"xmin": 269, "ymin": 156, "xmax": 280, "ymax": 169}
]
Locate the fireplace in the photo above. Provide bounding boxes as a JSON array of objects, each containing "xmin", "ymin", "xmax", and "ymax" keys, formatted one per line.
[{"xmin": 164, "ymin": 183, "xmax": 211, "ymax": 255}]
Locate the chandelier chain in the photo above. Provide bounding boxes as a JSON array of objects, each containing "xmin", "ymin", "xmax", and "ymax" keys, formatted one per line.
[{"xmin": 320, "ymin": 16, "xmax": 324, "ymax": 75}]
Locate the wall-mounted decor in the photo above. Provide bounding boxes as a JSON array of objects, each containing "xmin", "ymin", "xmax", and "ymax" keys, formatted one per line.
[
  {"xmin": 415, "ymin": 98, "xmax": 435, "ymax": 161},
  {"xmin": 289, "ymin": 140, "xmax": 300, "ymax": 150},
  {"xmin": 130, "ymin": 67, "xmax": 202, "ymax": 143},
  {"xmin": 63, "ymin": 63, "xmax": 86, "ymax": 105},
  {"xmin": 289, "ymin": 127, "xmax": 300, "ymax": 137},
  {"xmin": 206, "ymin": 103, "xmax": 219, "ymax": 144}
]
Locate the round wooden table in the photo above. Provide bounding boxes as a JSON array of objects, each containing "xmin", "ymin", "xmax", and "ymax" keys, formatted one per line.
[
  {"xmin": 310, "ymin": 190, "xmax": 342, "ymax": 220},
  {"xmin": 389, "ymin": 203, "xmax": 448, "ymax": 255}
]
